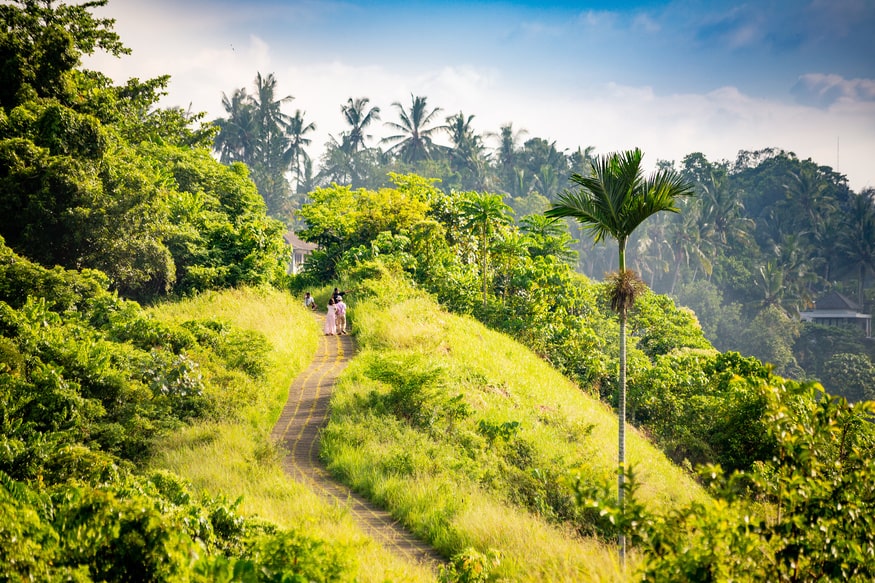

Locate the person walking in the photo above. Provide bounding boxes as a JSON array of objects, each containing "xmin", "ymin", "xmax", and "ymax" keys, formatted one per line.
[
  {"xmin": 335, "ymin": 296, "xmax": 347, "ymax": 335},
  {"xmin": 323, "ymin": 297, "xmax": 337, "ymax": 335}
]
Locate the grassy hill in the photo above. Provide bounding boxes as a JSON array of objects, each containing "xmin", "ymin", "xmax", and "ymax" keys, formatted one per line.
[
  {"xmin": 147, "ymin": 287, "xmax": 435, "ymax": 582},
  {"xmin": 144, "ymin": 273, "xmax": 706, "ymax": 581},
  {"xmin": 319, "ymin": 270, "xmax": 706, "ymax": 580}
]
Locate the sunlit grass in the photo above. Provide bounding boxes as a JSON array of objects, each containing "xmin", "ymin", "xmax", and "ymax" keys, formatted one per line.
[
  {"xmin": 148, "ymin": 287, "xmax": 435, "ymax": 582},
  {"xmin": 321, "ymin": 274, "xmax": 707, "ymax": 581}
]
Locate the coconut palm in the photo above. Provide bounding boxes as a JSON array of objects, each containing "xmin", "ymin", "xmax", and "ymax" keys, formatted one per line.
[
  {"xmin": 445, "ymin": 111, "xmax": 488, "ymax": 189},
  {"xmin": 214, "ymin": 87, "xmax": 258, "ymax": 164},
  {"xmin": 837, "ymin": 189, "xmax": 875, "ymax": 306},
  {"xmin": 285, "ymin": 109, "xmax": 316, "ymax": 192},
  {"xmin": 545, "ymin": 148, "xmax": 694, "ymax": 562},
  {"xmin": 490, "ymin": 123, "xmax": 528, "ymax": 196},
  {"xmin": 382, "ymin": 94, "xmax": 447, "ymax": 164},
  {"xmin": 340, "ymin": 97, "xmax": 380, "ymax": 153},
  {"xmin": 251, "ymin": 72, "xmax": 293, "ymax": 170}
]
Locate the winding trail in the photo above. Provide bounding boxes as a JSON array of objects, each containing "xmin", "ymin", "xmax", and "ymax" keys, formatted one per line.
[{"xmin": 271, "ymin": 315, "xmax": 443, "ymax": 570}]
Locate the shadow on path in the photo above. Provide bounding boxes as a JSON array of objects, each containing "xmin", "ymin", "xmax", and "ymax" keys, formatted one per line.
[{"xmin": 271, "ymin": 315, "xmax": 444, "ymax": 570}]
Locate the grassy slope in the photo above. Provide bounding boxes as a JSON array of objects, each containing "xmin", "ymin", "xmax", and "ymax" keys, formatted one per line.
[
  {"xmin": 321, "ymin": 274, "xmax": 707, "ymax": 581},
  {"xmin": 147, "ymin": 287, "xmax": 435, "ymax": 582}
]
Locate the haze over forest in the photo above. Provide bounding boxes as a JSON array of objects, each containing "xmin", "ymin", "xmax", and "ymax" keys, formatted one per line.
[{"xmin": 85, "ymin": 0, "xmax": 875, "ymax": 193}]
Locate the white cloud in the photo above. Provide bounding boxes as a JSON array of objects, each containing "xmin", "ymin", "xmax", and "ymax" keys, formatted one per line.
[
  {"xmin": 82, "ymin": 1, "xmax": 875, "ymax": 193},
  {"xmin": 792, "ymin": 73, "xmax": 875, "ymax": 107}
]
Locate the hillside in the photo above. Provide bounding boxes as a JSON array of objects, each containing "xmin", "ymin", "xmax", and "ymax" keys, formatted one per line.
[
  {"xmin": 320, "ymin": 269, "xmax": 706, "ymax": 580},
  {"xmin": 147, "ymin": 287, "xmax": 436, "ymax": 582},
  {"xmin": 142, "ymin": 274, "xmax": 706, "ymax": 581}
]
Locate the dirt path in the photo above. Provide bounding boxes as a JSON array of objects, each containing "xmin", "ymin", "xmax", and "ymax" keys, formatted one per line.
[{"xmin": 271, "ymin": 317, "xmax": 444, "ymax": 570}]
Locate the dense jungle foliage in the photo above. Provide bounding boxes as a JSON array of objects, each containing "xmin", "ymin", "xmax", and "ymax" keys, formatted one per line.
[
  {"xmin": 3, "ymin": 0, "xmax": 875, "ymax": 581},
  {"xmin": 0, "ymin": 0, "xmax": 288, "ymax": 302},
  {"xmin": 0, "ymin": 237, "xmax": 362, "ymax": 580}
]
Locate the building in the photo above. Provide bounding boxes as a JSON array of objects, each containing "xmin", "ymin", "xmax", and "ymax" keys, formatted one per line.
[
  {"xmin": 283, "ymin": 231, "xmax": 317, "ymax": 274},
  {"xmin": 799, "ymin": 291, "xmax": 871, "ymax": 337}
]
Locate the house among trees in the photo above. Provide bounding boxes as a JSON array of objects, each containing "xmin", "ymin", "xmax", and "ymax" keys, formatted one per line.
[
  {"xmin": 284, "ymin": 232, "xmax": 317, "ymax": 274},
  {"xmin": 800, "ymin": 291, "xmax": 872, "ymax": 337}
]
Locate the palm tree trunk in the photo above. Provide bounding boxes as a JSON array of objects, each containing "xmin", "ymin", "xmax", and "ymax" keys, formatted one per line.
[{"xmin": 617, "ymin": 239, "xmax": 627, "ymax": 566}]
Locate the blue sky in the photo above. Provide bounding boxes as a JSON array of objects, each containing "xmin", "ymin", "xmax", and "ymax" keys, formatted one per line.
[{"xmin": 86, "ymin": 0, "xmax": 875, "ymax": 190}]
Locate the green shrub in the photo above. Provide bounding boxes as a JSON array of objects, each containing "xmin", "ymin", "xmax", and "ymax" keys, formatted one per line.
[{"xmin": 439, "ymin": 547, "xmax": 501, "ymax": 583}]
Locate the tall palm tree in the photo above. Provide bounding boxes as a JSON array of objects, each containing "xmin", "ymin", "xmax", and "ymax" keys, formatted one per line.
[
  {"xmin": 519, "ymin": 137, "xmax": 569, "ymax": 200},
  {"xmin": 382, "ymin": 94, "xmax": 447, "ymax": 164},
  {"xmin": 340, "ymin": 97, "xmax": 380, "ymax": 153},
  {"xmin": 698, "ymin": 167, "xmax": 753, "ymax": 248},
  {"xmin": 214, "ymin": 87, "xmax": 258, "ymax": 164},
  {"xmin": 251, "ymin": 72, "xmax": 293, "ymax": 170},
  {"xmin": 545, "ymin": 148, "xmax": 694, "ymax": 563},
  {"xmin": 459, "ymin": 192, "xmax": 514, "ymax": 304},
  {"xmin": 666, "ymin": 197, "xmax": 715, "ymax": 293},
  {"xmin": 445, "ymin": 111, "xmax": 488, "ymax": 189},
  {"xmin": 837, "ymin": 189, "xmax": 875, "ymax": 306},
  {"xmin": 284, "ymin": 109, "xmax": 316, "ymax": 193},
  {"xmin": 490, "ymin": 123, "xmax": 528, "ymax": 196}
]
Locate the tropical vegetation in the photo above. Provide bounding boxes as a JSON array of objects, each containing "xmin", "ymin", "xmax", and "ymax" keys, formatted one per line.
[{"xmin": 3, "ymin": 0, "xmax": 875, "ymax": 581}]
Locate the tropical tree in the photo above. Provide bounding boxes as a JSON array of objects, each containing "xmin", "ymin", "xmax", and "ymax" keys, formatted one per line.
[
  {"xmin": 545, "ymin": 148, "xmax": 694, "ymax": 561},
  {"xmin": 285, "ymin": 109, "xmax": 316, "ymax": 192},
  {"xmin": 249, "ymin": 73, "xmax": 293, "ymax": 170},
  {"xmin": 214, "ymin": 87, "xmax": 258, "ymax": 164},
  {"xmin": 459, "ymin": 192, "xmax": 514, "ymax": 304},
  {"xmin": 837, "ymin": 189, "xmax": 875, "ymax": 306},
  {"xmin": 0, "ymin": 0, "xmax": 128, "ymax": 110},
  {"xmin": 340, "ymin": 97, "xmax": 380, "ymax": 153},
  {"xmin": 519, "ymin": 214, "xmax": 578, "ymax": 265},
  {"xmin": 213, "ymin": 73, "xmax": 298, "ymax": 216},
  {"xmin": 445, "ymin": 111, "xmax": 487, "ymax": 189},
  {"xmin": 491, "ymin": 123, "xmax": 528, "ymax": 196},
  {"xmin": 382, "ymin": 94, "xmax": 446, "ymax": 164},
  {"xmin": 664, "ymin": 197, "xmax": 715, "ymax": 294},
  {"xmin": 519, "ymin": 137, "xmax": 568, "ymax": 200}
]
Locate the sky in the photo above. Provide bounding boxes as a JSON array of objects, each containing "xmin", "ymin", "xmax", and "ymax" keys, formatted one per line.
[{"xmin": 84, "ymin": 0, "xmax": 875, "ymax": 192}]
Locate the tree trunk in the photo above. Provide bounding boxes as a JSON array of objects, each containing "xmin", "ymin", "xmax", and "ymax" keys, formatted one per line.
[{"xmin": 617, "ymin": 238, "xmax": 627, "ymax": 566}]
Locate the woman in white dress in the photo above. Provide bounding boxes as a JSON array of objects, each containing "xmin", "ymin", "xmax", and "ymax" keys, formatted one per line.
[{"xmin": 323, "ymin": 297, "xmax": 337, "ymax": 335}]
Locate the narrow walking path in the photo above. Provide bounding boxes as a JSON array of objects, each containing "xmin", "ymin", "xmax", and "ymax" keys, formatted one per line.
[{"xmin": 271, "ymin": 315, "xmax": 444, "ymax": 569}]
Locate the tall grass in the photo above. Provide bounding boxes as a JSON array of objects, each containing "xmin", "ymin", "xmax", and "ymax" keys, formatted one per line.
[
  {"xmin": 148, "ymin": 287, "xmax": 435, "ymax": 582},
  {"xmin": 321, "ymin": 272, "xmax": 707, "ymax": 581}
]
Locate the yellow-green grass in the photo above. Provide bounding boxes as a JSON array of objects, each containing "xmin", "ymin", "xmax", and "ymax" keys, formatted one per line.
[
  {"xmin": 147, "ymin": 287, "xmax": 435, "ymax": 582},
  {"xmin": 321, "ymin": 275, "xmax": 707, "ymax": 581}
]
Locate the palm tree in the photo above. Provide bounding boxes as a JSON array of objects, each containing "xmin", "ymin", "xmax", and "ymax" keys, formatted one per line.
[
  {"xmin": 285, "ymin": 109, "xmax": 316, "ymax": 192},
  {"xmin": 665, "ymin": 197, "xmax": 715, "ymax": 294},
  {"xmin": 251, "ymin": 72, "xmax": 293, "ymax": 170},
  {"xmin": 545, "ymin": 148, "xmax": 694, "ymax": 563},
  {"xmin": 837, "ymin": 189, "xmax": 875, "ymax": 306},
  {"xmin": 519, "ymin": 137, "xmax": 568, "ymax": 200},
  {"xmin": 382, "ymin": 94, "xmax": 447, "ymax": 164},
  {"xmin": 214, "ymin": 87, "xmax": 258, "ymax": 164},
  {"xmin": 459, "ymin": 192, "xmax": 514, "ymax": 305},
  {"xmin": 490, "ymin": 123, "xmax": 528, "ymax": 196},
  {"xmin": 340, "ymin": 97, "xmax": 380, "ymax": 153},
  {"xmin": 445, "ymin": 111, "xmax": 488, "ymax": 189}
]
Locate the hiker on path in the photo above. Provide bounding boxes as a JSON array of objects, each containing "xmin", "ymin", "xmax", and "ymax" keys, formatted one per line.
[
  {"xmin": 332, "ymin": 287, "xmax": 349, "ymax": 303},
  {"xmin": 335, "ymin": 296, "xmax": 347, "ymax": 335},
  {"xmin": 324, "ymin": 297, "xmax": 337, "ymax": 335}
]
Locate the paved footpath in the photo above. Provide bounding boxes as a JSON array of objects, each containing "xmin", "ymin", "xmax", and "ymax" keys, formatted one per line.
[{"xmin": 271, "ymin": 317, "xmax": 444, "ymax": 569}]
